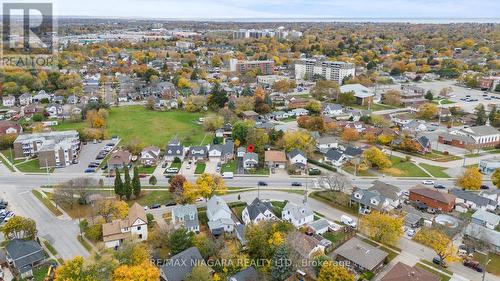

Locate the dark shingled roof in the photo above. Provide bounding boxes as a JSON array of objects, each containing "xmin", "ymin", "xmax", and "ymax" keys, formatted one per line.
[
  {"xmin": 160, "ymin": 247, "xmax": 204, "ymax": 281},
  {"xmin": 5, "ymin": 239, "xmax": 45, "ymax": 273},
  {"xmin": 229, "ymin": 266, "xmax": 259, "ymax": 281},
  {"xmin": 246, "ymin": 198, "xmax": 273, "ymax": 221}
]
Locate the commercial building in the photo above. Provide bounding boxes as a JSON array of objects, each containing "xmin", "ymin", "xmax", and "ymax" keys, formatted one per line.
[
  {"xmin": 438, "ymin": 125, "xmax": 500, "ymax": 148},
  {"xmin": 229, "ymin": 58, "xmax": 274, "ymax": 75},
  {"xmin": 13, "ymin": 130, "xmax": 80, "ymax": 168},
  {"xmin": 294, "ymin": 58, "xmax": 355, "ymax": 84}
]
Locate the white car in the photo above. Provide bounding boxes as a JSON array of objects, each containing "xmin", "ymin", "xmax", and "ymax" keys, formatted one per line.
[
  {"xmin": 4, "ymin": 212, "xmax": 15, "ymax": 222},
  {"xmin": 186, "ymin": 164, "xmax": 191, "ymax": 169},
  {"xmin": 406, "ymin": 228, "xmax": 416, "ymax": 237},
  {"xmin": 166, "ymin": 167, "xmax": 179, "ymax": 173},
  {"xmin": 422, "ymin": 180, "xmax": 435, "ymax": 185},
  {"xmin": 195, "ymin": 197, "xmax": 204, "ymax": 202}
]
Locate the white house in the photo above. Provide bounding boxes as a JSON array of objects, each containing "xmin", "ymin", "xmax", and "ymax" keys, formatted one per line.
[
  {"xmin": 206, "ymin": 195, "xmax": 235, "ymax": 235},
  {"xmin": 450, "ymin": 189, "xmax": 497, "ymax": 212},
  {"xmin": 471, "ymin": 209, "xmax": 500, "ymax": 230},
  {"xmin": 324, "ymin": 149, "xmax": 346, "ymax": 166},
  {"xmin": 242, "ymin": 198, "xmax": 277, "ymax": 224},
  {"xmin": 140, "ymin": 146, "xmax": 161, "ymax": 166},
  {"xmin": 19, "ymin": 93, "xmax": 33, "ymax": 106},
  {"xmin": 172, "ymin": 204, "xmax": 200, "ymax": 233},
  {"xmin": 243, "ymin": 152, "xmax": 259, "ymax": 170},
  {"xmin": 322, "ymin": 103, "xmax": 343, "ymax": 116},
  {"xmin": 350, "ymin": 181, "xmax": 402, "ymax": 214},
  {"xmin": 45, "ymin": 104, "xmax": 63, "ymax": 118},
  {"xmin": 32, "ymin": 90, "xmax": 51, "ymax": 103},
  {"xmin": 291, "ymin": 108, "xmax": 309, "ymax": 117},
  {"xmin": 2, "ymin": 95, "xmax": 16, "ymax": 107},
  {"xmin": 287, "ymin": 149, "xmax": 307, "ymax": 166},
  {"xmin": 102, "ymin": 203, "xmax": 148, "ymax": 248},
  {"xmin": 316, "ymin": 136, "xmax": 339, "ymax": 152},
  {"xmin": 282, "ymin": 202, "xmax": 314, "ymax": 227}
]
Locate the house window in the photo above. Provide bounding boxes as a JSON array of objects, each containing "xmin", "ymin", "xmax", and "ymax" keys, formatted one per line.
[
  {"xmin": 139, "ymin": 234, "xmax": 142, "ymax": 239},
  {"xmin": 137, "ymin": 226, "xmax": 141, "ymax": 230}
]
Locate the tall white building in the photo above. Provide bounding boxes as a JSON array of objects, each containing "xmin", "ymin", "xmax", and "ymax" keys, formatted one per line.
[{"xmin": 294, "ymin": 59, "xmax": 355, "ymax": 84}]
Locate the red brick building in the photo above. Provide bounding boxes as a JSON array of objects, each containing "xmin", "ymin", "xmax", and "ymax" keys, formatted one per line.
[{"xmin": 409, "ymin": 186, "xmax": 456, "ymax": 212}]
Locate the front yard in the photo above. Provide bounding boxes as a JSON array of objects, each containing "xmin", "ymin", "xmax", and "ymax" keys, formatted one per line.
[
  {"xmin": 16, "ymin": 159, "xmax": 54, "ymax": 173},
  {"xmin": 419, "ymin": 163, "xmax": 450, "ymax": 178},
  {"xmin": 195, "ymin": 163, "xmax": 206, "ymax": 174},
  {"xmin": 221, "ymin": 160, "xmax": 236, "ymax": 173},
  {"xmin": 382, "ymin": 156, "xmax": 429, "ymax": 177}
]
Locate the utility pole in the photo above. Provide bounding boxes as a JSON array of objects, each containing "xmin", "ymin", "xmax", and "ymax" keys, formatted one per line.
[
  {"xmin": 45, "ymin": 158, "xmax": 50, "ymax": 187},
  {"xmin": 482, "ymin": 258, "xmax": 491, "ymax": 281}
]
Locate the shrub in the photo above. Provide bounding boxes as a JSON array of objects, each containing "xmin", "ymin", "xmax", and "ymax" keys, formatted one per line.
[
  {"xmin": 173, "ymin": 157, "xmax": 181, "ymax": 163},
  {"xmin": 146, "ymin": 213, "xmax": 155, "ymax": 227},
  {"xmin": 84, "ymin": 224, "xmax": 103, "ymax": 242}
]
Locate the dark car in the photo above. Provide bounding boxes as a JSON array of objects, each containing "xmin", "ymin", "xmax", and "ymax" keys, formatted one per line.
[
  {"xmin": 101, "ymin": 164, "xmax": 108, "ymax": 170},
  {"xmin": 434, "ymin": 184, "xmax": 446, "ymax": 189},
  {"xmin": 432, "ymin": 257, "xmax": 448, "ymax": 268},
  {"xmin": 480, "ymin": 185, "xmax": 490, "ymax": 190},
  {"xmin": 415, "ymin": 202, "xmax": 428, "ymax": 211},
  {"xmin": 84, "ymin": 168, "xmax": 95, "ymax": 173},
  {"xmin": 162, "ymin": 162, "xmax": 168, "ymax": 168},
  {"xmin": 165, "ymin": 202, "xmax": 177, "ymax": 207},
  {"xmin": 150, "ymin": 204, "xmax": 161, "ymax": 209},
  {"xmin": 463, "ymin": 260, "xmax": 483, "ymax": 272},
  {"xmin": 258, "ymin": 181, "xmax": 268, "ymax": 186},
  {"xmin": 291, "ymin": 182, "xmax": 302, "ymax": 187}
]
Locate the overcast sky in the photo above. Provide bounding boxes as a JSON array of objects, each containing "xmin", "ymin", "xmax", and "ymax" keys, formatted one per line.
[{"xmin": 51, "ymin": 0, "xmax": 499, "ymax": 19}]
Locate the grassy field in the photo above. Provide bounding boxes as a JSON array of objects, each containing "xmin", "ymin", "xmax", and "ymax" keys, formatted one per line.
[
  {"xmin": 195, "ymin": 163, "xmax": 206, "ymax": 174},
  {"xmin": 309, "ymin": 191, "xmax": 359, "ymax": 216},
  {"xmin": 419, "ymin": 259, "xmax": 454, "ymax": 275},
  {"xmin": 55, "ymin": 106, "xmax": 211, "ymax": 147},
  {"xmin": 383, "ymin": 156, "xmax": 429, "ymax": 177},
  {"xmin": 16, "ymin": 159, "xmax": 48, "ymax": 173},
  {"xmin": 419, "ymin": 163, "xmax": 450, "ymax": 178}
]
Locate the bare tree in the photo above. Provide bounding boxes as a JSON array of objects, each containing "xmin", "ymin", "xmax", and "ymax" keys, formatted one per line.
[
  {"xmin": 53, "ymin": 177, "xmax": 98, "ymax": 208},
  {"xmin": 321, "ymin": 174, "xmax": 352, "ymax": 192}
]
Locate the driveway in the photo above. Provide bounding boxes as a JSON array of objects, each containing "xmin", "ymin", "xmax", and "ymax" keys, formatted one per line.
[{"xmin": 204, "ymin": 159, "xmax": 219, "ymax": 174}]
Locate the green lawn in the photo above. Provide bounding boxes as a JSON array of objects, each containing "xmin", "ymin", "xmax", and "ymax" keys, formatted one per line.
[
  {"xmin": 419, "ymin": 163, "xmax": 450, "ymax": 178},
  {"xmin": 33, "ymin": 264, "xmax": 50, "ymax": 281},
  {"xmin": 195, "ymin": 163, "xmax": 206, "ymax": 174},
  {"xmin": 32, "ymin": 190, "xmax": 63, "ymax": 216},
  {"xmin": 415, "ymin": 262, "xmax": 451, "ymax": 281},
  {"xmin": 134, "ymin": 190, "xmax": 173, "ymax": 206},
  {"xmin": 169, "ymin": 162, "xmax": 182, "ymax": 169},
  {"xmin": 419, "ymin": 259, "xmax": 454, "ymax": 275},
  {"xmin": 383, "ymin": 156, "xmax": 429, "ymax": 177},
  {"xmin": 16, "ymin": 159, "xmax": 54, "ymax": 173},
  {"xmin": 55, "ymin": 106, "xmax": 211, "ymax": 147},
  {"xmin": 136, "ymin": 165, "xmax": 156, "ymax": 174},
  {"xmin": 221, "ymin": 160, "xmax": 236, "ymax": 173},
  {"xmin": 343, "ymin": 165, "xmax": 376, "ymax": 177},
  {"xmin": 309, "ymin": 191, "xmax": 359, "ymax": 216},
  {"xmin": 271, "ymin": 200, "xmax": 287, "ymax": 217},
  {"xmin": 323, "ymin": 231, "xmax": 349, "ymax": 244},
  {"xmin": 474, "ymin": 252, "xmax": 500, "ymax": 276}
]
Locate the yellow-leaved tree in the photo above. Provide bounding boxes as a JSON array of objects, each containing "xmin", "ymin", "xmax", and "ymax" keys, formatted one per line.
[
  {"xmin": 317, "ymin": 261, "xmax": 355, "ymax": 281},
  {"xmin": 456, "ymin": 167, "xmax": 483, "ymax": 190},
  {"xmin": 112, "ymin": 261, "xmax": 160, "ymax": 281},
  {"xmin": 360, "ymin": 212, "xmax": 403, "ymax": 246},
  {"xmin": 195, "ymin": 173, "xmax": 227, "ymax": 199},
  {"xmin": 363, "ymin": 147, "xmax": 392, "ymax": 169},
  {"xmin": 281, "ymin": 131, "xmax": 315, "ymax": 155},
  {"xmin": 414, "ymin": 228, "xmax": 458, "ymax": 264}
]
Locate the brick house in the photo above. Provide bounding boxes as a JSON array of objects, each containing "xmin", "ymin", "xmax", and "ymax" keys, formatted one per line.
[
  {"xmin": 438, "ymin": 125, "xmax": 500, "ymax": 149},
  {"xmin": 409, "ymin": 186, "xmax": 456, "ymax": 212}
]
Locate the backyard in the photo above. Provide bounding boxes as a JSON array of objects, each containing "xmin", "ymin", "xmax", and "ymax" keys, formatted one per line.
[{"xmin": 55, "ymin": 106, "xmax": 212, "ymax": 147}]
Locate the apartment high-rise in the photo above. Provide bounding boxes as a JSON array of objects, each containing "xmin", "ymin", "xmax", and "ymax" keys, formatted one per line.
[
  {"xmin": 229, "ymin": 58, "xmax": 274, "ymax": 75},
  {"xmin": 294, "ymin": 59, "xmax": 355, "ymax": 84}
]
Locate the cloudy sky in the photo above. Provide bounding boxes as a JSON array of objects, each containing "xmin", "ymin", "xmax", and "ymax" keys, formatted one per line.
[{"xmin": 52, "ymin": 0, "xmax": 499, "ymax": 19}]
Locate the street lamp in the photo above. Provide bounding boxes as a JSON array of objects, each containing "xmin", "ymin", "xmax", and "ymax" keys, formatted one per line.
[{"xmin": 482, "ymin": 258, "xmax": 491, "ymax": 281}]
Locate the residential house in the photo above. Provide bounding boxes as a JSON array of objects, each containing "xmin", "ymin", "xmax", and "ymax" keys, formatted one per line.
[
  {"xmin": 480, "ymin": 189, "xmax": 500, "ymax": 206},
  {"xmin": 160, "ymin": 247, "xmax": 207, "ymax": 281},
  {"xmin": 409, "ymin": 186, "xmax": 456, "ymax": 212},
  {"xmin": 325, "ymin": 149, "xmax": 346, "ymax": 166},
  {"xmin": 450, "ymin": 189, "xmax": 497, "ymax": 212},
  {"xmin": 332, "ymin": 237, "xmax": 388, "ymax": 273},
  {"xmin": 366, "ymin": 181, "xmax": 403, "ymax": 208},
  {"xmin": 208, "ymin": 141, "xmax": 234, "ymax": 163},
  {"xmin": 242, "ymin": 198, "xmax": 277, "ymax": 224},
  {"xmin": 291, "ymin": 108, "xmax": 309, "ymax": 117},
  {"xmin": 288, "ymin": 231, "xmax": 326, "ymax": 259},
  {"xmin": 381, "ymin": 262, "xmax": 440, "ymax": 281},
  {"xmin": 243, "ymin": 152, "xmax": 259, "ymax": 170},
  {"xmin": 235, "ymin": 224, "xmax": 247, "ymax": 245},
  {"xmin": 404, "ymin": 213, "xmax": 423, "ymax": 228},
  {"xmin": 108, "ymin": 150, "xmax": 132, "ymax": 171},
  {"xmin": 241, "ymin": 110, "xmax": 260, "ymax": 121},
  {"xmin": 464, "ymin": 223, "xmax": 500, "ymax": 253},
  {"xmin": 165, "ymin": 139, "xmax": 185, "ymax": 161},
  {"xmin": 401, "ymin": 120, "xmax": 427, "ymax": 132},
  {"xmin": 415, "ymin": 135, "xmax": 432, "ymax": 154},
  {"xmin": 19, "ymin": 93, "xmax": 33, "ymax": 106},
  {"xmin": 45, "ymin": 104, "xmax": 63, "ymax": 118},
  {"xmin": 307, "ymin": 218, "xmax": 342, "ymax": 235},
  {"xmin": 32, "ymin": 90, "xmax": 51, "ymax": 103},
  {"xmin": 287, "ymin": 148, "xmax": 307, "ymax": 172},
  {"xmin": 470, "ymin": 209, "xmax": 500, "ymax": 230},
  {"xmin": 268, "ymin": 111, "xmax": 289, "ymax": 120},
  {"xmin": 316, "ymin": 136, "xmax": 339, "ymax": 153},
  {"xmin": 172, "ymin": 204, "xmax": 200, "ymax": 233},
  {"xmin": 189, "ymin": 146, "xmax": 208, "ymax": 161},
  {"xmin": 0, "ymin": 120, "xmax": 22, "ymax": 135},
  {"xmin": 236, "ymin": 147, "xmax": 246, "ymax": 158},
  {"xmin": 479, "ymin": 158, "xmax": 500, "ymax": 174},
  {"xmin": 343, "ymin": 146, "xmax": 363, "ymax": 159},
  {"xmin": 265, "ymin": 150, "xmax": 287, "ymax": 169},
  {"xmin": 102, "ymin": 203, "xmax": 148, "ymax": 248},
  {"xmin": 229, "ymin": 267, "xmax": 259, "ymax": 281},
  {"xmin": 287, "ymin": 98, "xmax": 310, "ymax": 109},
  {"xmin": 2, "ymin": 95, "xmax": 16, "ymax": 107},
  {"xmin": 282, "ymin": 202, "xmax": 314, "ymax": 227},
  {"xmin": 351, "ymin": 189, "xmax": 392, "ymax": 214},
  {"xmin": 206, "ymin": 195, "xmax": 235, "ymax": 235},
  {"xmin": 438, "ymin": 125, "xmax": 500, "ymax": 148},
  {"xmin": 322, "ymin": 103, "xmax": 343, "ymax": 116},
  {"xmin": 140, "ymin": 146, "xmax": 161, "ymax": 166},
  {"xmin": 67, "ymin": 95, "xmax": 78, "ymax": 105},
  {"xmin": 53, "ymin": 95, "xmax": 65, "ymax": 104},
  {"xmin": 5, "ymin": 239, "xmax": 46, "ymax": 279}
]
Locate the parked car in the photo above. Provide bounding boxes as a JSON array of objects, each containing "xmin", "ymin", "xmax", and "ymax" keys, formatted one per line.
[
  {"xmin": 139, "ymin": 174, "xmax": 147, "ymax": 178},
  {"xmin": 415, "ymin": 202, "xmax": 428, "ymax": 211},
  {"xmin": 463, "ymin": 260, "xmax": 483, "ymax": 272},
  {"xmin": 258, "ymin": 181, "xmax": 268, "ymax": 186},
  {"xmin": 101, "ymin": 164, "xmax": 108, "ymax": 170},
  {"xmin": 422, "ymin": 180, "xmax": 435, "ymax": 185},
  {"xmin": 434, "ymin": 184, "xmax": 446, "ymax": 189},
  {"xmin": 165, "ymin": 167, "xmax": 179, "ymax": 173},
  {"xmin": 291, "ymin": 182, "xmax": 302, "ymax": 187},
  {"xmin": 480, "ymin": 185, "xmax": 490, "ymax": 190},
  {"xmin": 162, "ymin": 162, "xmax": 168, "ymax": 168},
  {"xmin": 432, "ymin": 257, "xmax": 448, "ymax": 268},
  {"xmin": 427, "ymin": 208, "xmax": 437, "ymax": 214},
  {"xmin": 84, "ymin": 168, "xmax": 95, "ymax": 173},
  {"xmin": 165, "ymin": 202, "xmax": 177, "ymax": 207},
  {"xmin": 3, "ymin": 211, "xmax": 15, "ymax": 222},
  {"xmin": 195, "ymin": 197, "xmax": 204, "ymax": 202},
  {"xmin": 150, "ymin": 204, "xmax": 161, "ymax": 209},
  {"xmin": 341, "ymin": 215, "xmax": 357, "ymax": 228},
  {"xmin": 406, "ymin": 228, "xmax": 416, "ymax": 237}
]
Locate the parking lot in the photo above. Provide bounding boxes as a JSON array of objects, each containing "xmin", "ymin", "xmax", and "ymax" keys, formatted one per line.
[{"xmin": 55, "ymin": 139, "xmax": 119, "ymax": 174}]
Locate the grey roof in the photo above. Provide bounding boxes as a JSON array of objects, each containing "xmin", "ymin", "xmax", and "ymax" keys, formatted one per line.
[
  {"xmin": 323, "ymin": 103, "xmax": 343, "ymax": 111},
  {"xmin": 450, "ymin": 189, "xmax": 496, "ymax": 208},
  {"xmin": 243, "ymin": 152, "xmax": 258, "ymax": 163},
  {"xmin": 344, "ymin": 146, "xmax": 363, "ymax": 157},
  {"xmin": 246, "ymin": 198, "xmax": 273, "ymax": 221},
  {"xmin": 282, "ymin": 202, "xmax": 313, "ymax": 221},
  {"xmin": 464, "ymin": 223, "xmax": 500, "ymax": 248},
  {"xmin": 368, "ymin": 180, "xmax": 402, "ymax": 201},
  {"xmin": 405, "ymin": 213, "xmax": 423, "ymax": 225},
  {"xmin": 223, "ymin": 141, "xmax": 234, "ymax": 156},
  {"xmin": 317, "ymin": 136, "xmax": 338, "ymax": 145},
  {"xmin": 287, "ymin": 148, "xmax": 305, "ymax": 159},
  {"xmin": 417, "ymin": 135, "xmax": 431, "ymax": 148},
  {"xmin": 160, "ymin": 247, "xmax": 204, "ymax": 281},
  {"xmin": 325, "ymin": 149, "xmax": 343, "ymax": 161},
  {"xmin": 172, "ymin": 204, "xmax": 197, "ymax": 219},
  {"xmin": 229, "ymin": 266, "xmax": 259, "ymax": 281},
  {"xmin": 235, "ymin": 224, "xmax": 247, "ymax": 244},
  {"xmin": 471, "ymin": 209, "xmax": 500, "ymax": 226},
  {"xmin": 189, "ymin": 146, "xmax": 208, "ymax": 156},
  {"xmin": 165, "ymin": 145, "xmax": 184, "ymax": 157},
  {"xmin": 333, "ymin": 237, "xmax": 388, "ymax": 271},
  {"xmin": 206, "ymin": 195, "xmax": 232, "ymax": 220},
  {"xmin": 308, "ymin": 218, "xmax": 331, "ymax": 231},
  {"xmin": 466, "ymin": 125, "xmax": 500, "ymax": 136},
  {"xmin": 351, "ymin": 189, "xmax": 385, "ymax": 210},
  {"xmin": 5, "ymin": 239, "xmax": 45, "ymax": 272}
]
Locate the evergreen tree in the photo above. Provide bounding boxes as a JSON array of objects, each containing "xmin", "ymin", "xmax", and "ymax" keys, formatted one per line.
[
  {"xmin": 114, "ymin": 169, "xmax": 124, "ymax": 199},
  {"xmin": 124, "ymin": 165, "xmax": 132, "ymax": 200},
  {"xmin": 207, "ymin": 83, "xmax": 228, "ymax": 109},
  {"xmin": 271, "ymin": 245, "xmax": 293, "ymax": 281},
  {"xmin": 132, "ymin": 166, "xmax": 141, "ymax": 198},
  {"xmin": 475, "ymin": 104, "xmax": 486, "ymax": 126},
  {"xmin": 425, "ymin": 90, "xmax": 434, "ymax": 101},
  {"xmin": 489, "ymin": 104, "xmax": 498, "ymax": 126}
]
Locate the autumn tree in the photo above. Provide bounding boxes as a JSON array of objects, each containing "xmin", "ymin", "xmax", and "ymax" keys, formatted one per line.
[
  {"xmin": 306, "ymin": 100, "xmax": 322, "ymax": 114},
  {"xmin": 377, "ymin": 134, "xmax": 394, "ymax": 146},
  {"xmin": 417, "ymin": 103, "xmax": 439, "ymax": 120},
  {"xmin": 272, "ymin": 79, "xmax": 296, "ymax": 93},
  {"xmin": 96, "ymin": 200, "xmax": 129, "ymax": 223},
  {"xmin": 234, "ymin": 96, "xmax": 255, "ymax": 115},
  {"xmin": 113, "ymin": 262, "xmax": 160, "ymax": 281},
  {"xmin": 317, "ymin": 261, "xmax": 355, "ymax": 281},
  {"xmin": 184, "ymin": 265, "xmax": 213, "ymax": 281},
  {"xmin": 341, "ymin": 128, "xmax": 360, "ymax": 143},
  {"xmin": 311, "ymin": 80, "xmax": 340, "ymax": 100},
  {"xmin": 337, "ymin": 92, "xmax": 356, "ymax": 106},
  {"xmin": 360, "ymin": 212, "xmax": 403, "ymax": 245},
  {"xmin": 414, "ymin": 228, "xmax": 458, "ymax": 264},
  {"xmin": 55, "ymin": 256, "xmax": 94, "ymax": 281},
  {"xmin": 492, "ymin": 168, "xmax": 500, "ymax": 189},
  {"xmin": 399, "ymin": 137, "xmax": 420, "ymax": 153},
  {"xmin": 456, "ymin": 167, "xmax": 483, "ymax": 190},
  {"xmin": 213, "ymin": 240, "xmax": 248, "ymax": 275},
  {"xmin": 281, "ymin": 131, "xmax": 315, "ymax": 155},
  {"xmin": 383, "ymin": 90, "xmax": 402, "ymax": 106},
  {"xmin": 363, "ymin": 147, "xmax": 392, "ymax": 169},
  {"xmin": 1, "ymin": 216, "xmax": 37, "ymax": 240}
]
